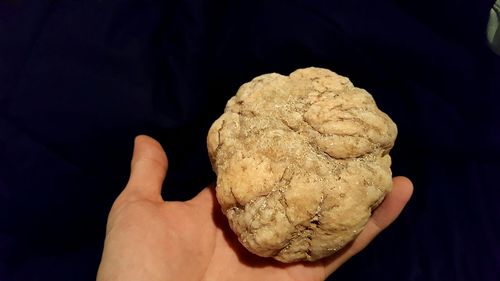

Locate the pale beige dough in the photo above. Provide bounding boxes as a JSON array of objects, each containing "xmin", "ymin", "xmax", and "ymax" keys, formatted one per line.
[{"xmin": 207, "ymin": 67, "xmax": 397, "ymax": 262}]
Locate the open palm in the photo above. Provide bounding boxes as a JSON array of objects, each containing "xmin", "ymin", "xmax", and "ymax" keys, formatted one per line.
[{"xmin": 97, "ymin": 136, "xmax": 413, "ymax": 281}]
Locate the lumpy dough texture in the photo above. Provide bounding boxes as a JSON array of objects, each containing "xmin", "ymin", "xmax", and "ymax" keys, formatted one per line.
[{"xmin": 207, "ymin": 67, "xmax": 397, "ymax": 263}]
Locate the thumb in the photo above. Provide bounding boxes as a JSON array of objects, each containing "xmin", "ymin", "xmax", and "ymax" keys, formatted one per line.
[{"xmin": 122, "ymin": 135, "xmax": 168, "ymax": 202}]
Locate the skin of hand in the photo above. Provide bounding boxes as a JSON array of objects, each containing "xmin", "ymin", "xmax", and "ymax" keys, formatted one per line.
[{"xmin": 96, "ymin": 135, "xmax": 413, "ymax": 281}]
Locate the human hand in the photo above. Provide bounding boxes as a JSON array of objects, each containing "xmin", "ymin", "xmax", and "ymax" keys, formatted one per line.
[{"xmin": 97, "ymin": 135, "xmax": 413, "ymax": 281}]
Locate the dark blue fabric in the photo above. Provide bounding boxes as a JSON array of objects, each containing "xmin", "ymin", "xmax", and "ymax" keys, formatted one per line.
[{"xmin": 1, "ymin": 0, "xmax": 499, "ymax": 280}]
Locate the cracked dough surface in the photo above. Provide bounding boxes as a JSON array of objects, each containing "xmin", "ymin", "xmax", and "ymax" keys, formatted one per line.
[{"xmin": 207, "ymin": 67, "xmax": 397, "ymax": 262}]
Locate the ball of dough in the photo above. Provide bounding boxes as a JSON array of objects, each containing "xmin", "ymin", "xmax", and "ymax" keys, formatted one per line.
[{"xmin": 207, "ymin": 67, "xmax": 397, "ymax": 263}]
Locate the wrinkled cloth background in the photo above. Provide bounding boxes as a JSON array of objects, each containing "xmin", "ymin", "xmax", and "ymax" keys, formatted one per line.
[{"xmin": 1, "ymin": 1, "xmax": 499, "ymax": 280}]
